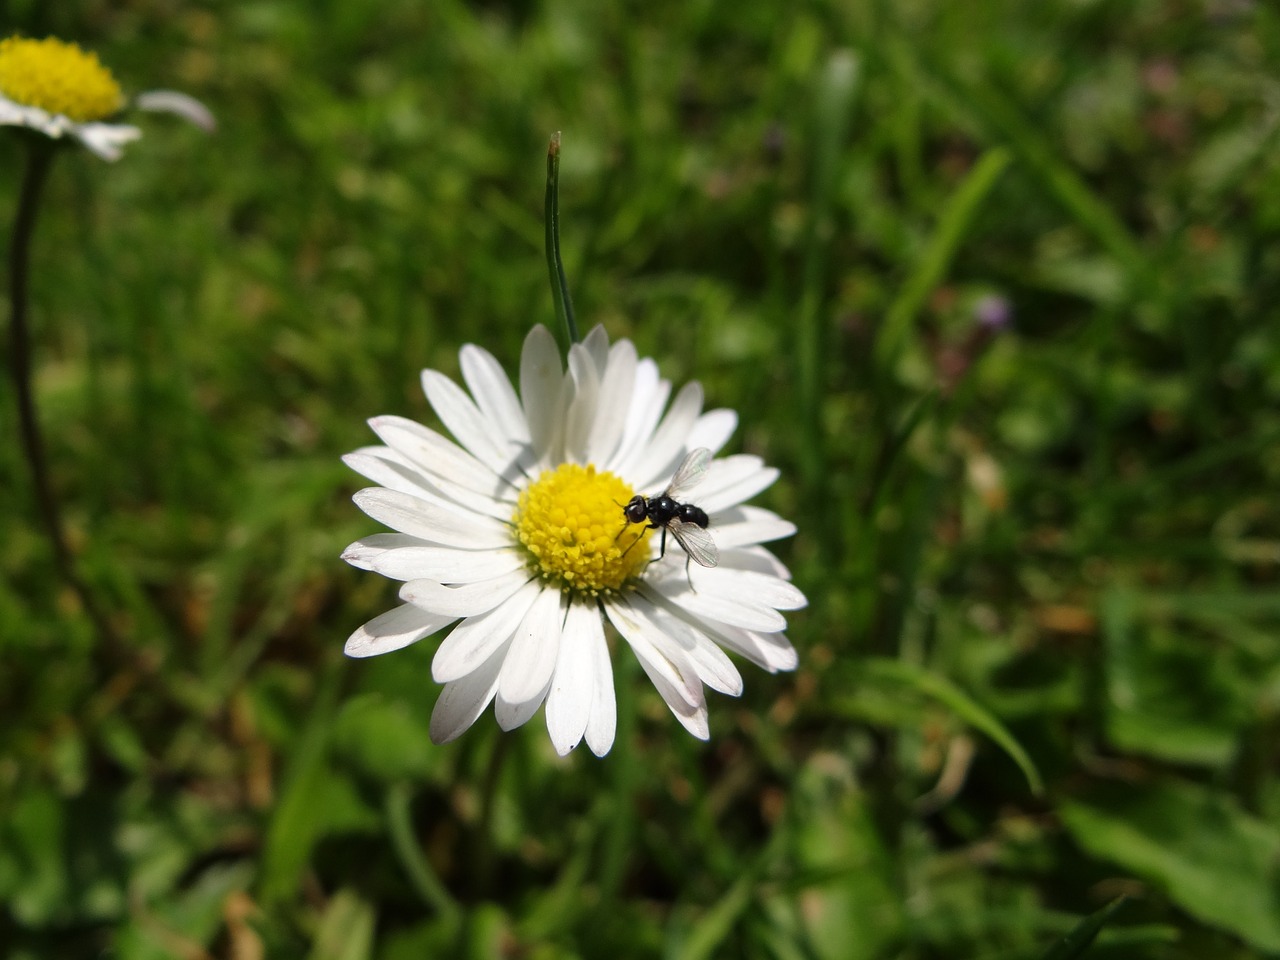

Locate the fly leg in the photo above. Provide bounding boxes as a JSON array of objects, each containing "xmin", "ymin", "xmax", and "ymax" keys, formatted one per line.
[
  {"xmin": 641, "ymin": 524, "xmax": 668, "ymax": 573},
  {"xmin": 683, "ymin": 552, "xmax": 698, "ymax": 593}
]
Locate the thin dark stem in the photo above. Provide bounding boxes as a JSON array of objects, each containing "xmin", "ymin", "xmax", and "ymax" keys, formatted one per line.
[
  {"xmin": 598, "ymin": 647, "xmax": 637, "ymax": 902},
  {"xmin": 544, "ymin": 132, "xmax": 578, "ymax": 347},
  {"xmin": 472, "ymin": 732, "xmax": 511, "ymax": 898},
  {"xmin": 384, "ymin": 782, "xmax": 462, "ymax": 921},
  {"xmin": 7, "ymin": 138, "xmax": 120, "ymax": 649}
]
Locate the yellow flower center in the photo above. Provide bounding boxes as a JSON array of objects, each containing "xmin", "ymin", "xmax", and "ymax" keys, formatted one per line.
[
  {"xmin": 513, "ymin": 463, "xmax": 652, "ymax": 596},
  {"xmin": 0, "ymin": 36, "xmax": 124, "ymax": 122}
]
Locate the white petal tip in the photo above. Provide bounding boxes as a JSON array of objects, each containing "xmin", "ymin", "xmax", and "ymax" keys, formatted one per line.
[
  {"xmin": 135, "ymin": 90, "xmax": 217, "ymax": 132},
  {"xmin": 343, "ymin": 632, "xmax": 397, "ymax": 659},
  {"xmin": 340, "ymin": 545, "xmax": 369, "ymax": 564},
  {"xmin": 427, "ymin": 726, "xmax": 461, "ymax": 746}
]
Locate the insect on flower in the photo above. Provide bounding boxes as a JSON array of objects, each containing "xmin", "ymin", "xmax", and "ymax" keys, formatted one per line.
[{"xmin": 620, "ymin": 447, "xmax": 719, "ymax": 570}]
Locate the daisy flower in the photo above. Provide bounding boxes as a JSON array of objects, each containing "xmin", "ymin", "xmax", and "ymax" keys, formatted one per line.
[
  {"xmin": 0, "ymin": 35, "xmax": 214, "ymax": 161},
  {"xmin": 343, "ymin": 325, "xmax": 806, "ymax": 756}
]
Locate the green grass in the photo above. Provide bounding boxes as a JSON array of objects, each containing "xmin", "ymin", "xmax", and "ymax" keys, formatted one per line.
[{"xmin": 3, "ymin": 0, "xmax": 1280, "ymax": 956}]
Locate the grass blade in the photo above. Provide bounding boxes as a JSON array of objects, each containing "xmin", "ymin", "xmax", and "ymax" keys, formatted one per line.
[
  {"xmin": 1040, "ymin": 897, "xmax": 1128, "ymax": 960},
  {"xmin": 864, "ymin": 657, "xmax": 1044, "ymax": 795},
  {"xmin": 874, "ymin": 146, "xmax": 1011, "ymax": 365}
]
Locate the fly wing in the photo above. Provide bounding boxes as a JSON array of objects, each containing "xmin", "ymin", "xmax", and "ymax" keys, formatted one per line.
[
  {"xmin": 664, "ymin": 447, "xmax": 711, "ymax": 499},
  {"xmin": 668, "ymin": 518, "xmax": 720, "ymax": 568}
]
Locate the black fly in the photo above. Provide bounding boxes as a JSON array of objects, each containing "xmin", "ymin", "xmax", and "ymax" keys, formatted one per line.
[{"xmin": 619, "ymin": 447, "xmax": 719, "ymax": 569}]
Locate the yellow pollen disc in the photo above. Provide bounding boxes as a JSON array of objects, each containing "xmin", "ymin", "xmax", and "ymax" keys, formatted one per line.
[
  {"xmin": 0, "ymin": 36, "xmax": 124, "ymax": 122},
  {"xmin": 514, "ymin": 463, "xmax": 653, "ymax": 596}
]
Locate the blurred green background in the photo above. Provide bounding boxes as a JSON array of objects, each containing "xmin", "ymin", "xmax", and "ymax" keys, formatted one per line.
[{"xmin": 3, "ymin": 0, "xmax": 1280, "ymax": 957}]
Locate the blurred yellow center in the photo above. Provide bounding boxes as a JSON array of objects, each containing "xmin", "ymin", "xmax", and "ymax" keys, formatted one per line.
[
  {"xmin": 0, "ymin": 36, "xmax": 123, "ymax": 121},
  {"xmin": 514, "ymin": 463, "xmax": 652, "ymax": 596}
]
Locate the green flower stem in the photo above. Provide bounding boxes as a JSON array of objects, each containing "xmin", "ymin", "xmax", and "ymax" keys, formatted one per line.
[
  {"xmin": 472, "ymin": 731, "xmax": 511, "ymax": 897},
  {"xmin": 384, "ymin": 782, "xmax": 462, "ymax": 922},
  {"xmin": 791, "ymin": 51, "xmax": 860, "ymax": 569},
  {"xmin": 598, "ymin": 652, "xmax": 638, "ymax": 902},
  {"xmin": 544, "ymin": 132, "xmax": 578, "ymax": 347},
  {"xmin": 7, "ymin": 138, "xmax": 119, "ymax": 650}
]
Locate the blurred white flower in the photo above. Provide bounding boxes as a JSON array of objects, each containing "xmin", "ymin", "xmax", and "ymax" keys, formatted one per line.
[
  {"xmin": 343, "ymin": 325, "xmax": 805, "ymax": 756},
  {"xmin": 0, "ymin": 35, "xmax": 214, "ymax": 161}
]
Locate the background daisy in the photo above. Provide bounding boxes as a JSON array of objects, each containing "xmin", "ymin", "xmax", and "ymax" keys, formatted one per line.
[{"xmin": 0, "ymin": 35, "xmax": 213, "ymax": 160}]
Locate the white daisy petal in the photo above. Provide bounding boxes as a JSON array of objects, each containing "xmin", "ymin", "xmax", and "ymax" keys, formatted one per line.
[
  {"xmin": 519, "ymin": 326, "xmax": 564, "ymax": 463},
  {"xmin": 352, "ymin": 487, "xmax": 511, "ymax": 549},
  {"xmin": 697, "ymin": 462, "xmax": 781, "ymax": 514},
  {"xmin": 687, "ymin": 567, "xmax": 807, "ymax": 611},
  {"xmin": 707, "ymin": 506, "xmax": 797, "ymax": 549},
  {"xmin": 422, "ymin": 369, "xmax": 525, "ymax": 475},
  {"xmin": 745, "ymin": 631, "xmax": 799, "ymax": 672},
  {"xmin": 671, "ymin": 699, "xmax": 711, "ymax": 740},
  {"xmin": 0, "ymin": 95, "xmax": 32, "ymax": 127},
  {"xmin": 370, "ymin": 415, "xmax": 517, "ymax": 502},
  {"xmin": 628, "ymin": 382, "xmax": 705, "ymax": 491},
  {"xmin": 342, "ymin": 533, "xmax": 426, "ymax": 570},
  {"xmin": 697, "ymin": 621, "xmax": 800, "ymax": 674},
  {"xmin": 545, "ymin": 601, "xmax": 601, "ymax": 755},
  {"xmin": 461, "ymin": 344, "xmax": 532, "ymax": 446},
  {"xmin": 368, "ymin": 546, "xmax": 526, "ymax": 583},
  {"xmin": 497, "ymin": 588, "xmax": 565, "ymax": 719},
  {"xmin": 583, "ymin": 614, "xmax": 617, "ymax": 756},
  {"xmin": 5, "ymin": 102, "xmax": 70, "ymax": 138},
  {"xmin": 400, "ymin": 570, "xmax": 531, "ymax": 618},
  {"xmin": 344, "ymin": 448, "xmax": 512, "ymax": 521},
  {"xmin": 430, "ymin": 642, "xmax": 509, "ymax": 744},
  {"xmin": 431, "ymin": 581, "xmax": 543, "ymax": 683},
  {"xmin": 563, "ymin": 341, "xmax": 602, "ymax": 464},
  {"xmin": 2, "ymin": 99, "xmax": 85, "ymax": 141},
  {"xmin": 610, "ymin": 360, "xmax": 668, "ymax": 474},
  {"xmin": 652, "ymin": 578, "xmax": 787, "ymax": 633},
  {"xmin": 698, "ymin": 455, "xmax": 768, "ymax": 497},
  {"xmin": 686, "ymin": 409, "xmax": 739, "ymax": 457},
  {"xmin": 720, "ymin": 545, "xmax": 792, "ymax": 580},
  {"xmin": 413, "ymin": 475, "xmax": 515, "ymax": 523},
  {"xmin": 632, "ymin": 595, "xmax": 743, "ymax": 696},
  {"xmin": 604, "ymin": 598, "xmax": 701, "ymax": 709},
  {"xmin": 495, "ymin": 676, "xmax": 554, "ymax": 731},
  {"xmin": 135, "ymin": 89, "xmax": 216, "ymax": 131},
  {"xmin": 581, "ymin": 325, "xmax": 611, "ymax": 371},
  {"xmin": 344, "ymin": 449, "xmax": 433, "ymax": 497},
  {"xmin": 73, "ymin": 121, "xmax": 142, "ymax": 161},
  {"xmin": 584, "ymin": 340, "xmax": 637, "ymax": 465},
  {"xmin": 408, "ymin": 481, "xmax": 513, "ymax": 527},
  {"xmin": 345, "ymin": 603, "xmax": 456, "ymax": 658},
  {"xmin": 633, "ymin": 651, "xmax": 710, "ymax": 740}
]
